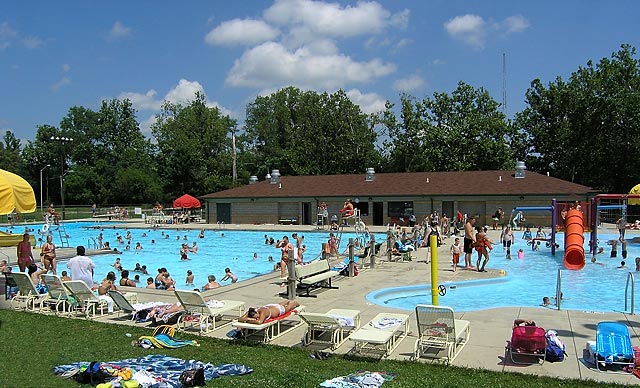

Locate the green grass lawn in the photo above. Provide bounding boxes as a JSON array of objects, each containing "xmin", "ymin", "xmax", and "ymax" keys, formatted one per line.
[{"xmin": 0, "ymin": 309, "xmax": 628, "ymax": 388}]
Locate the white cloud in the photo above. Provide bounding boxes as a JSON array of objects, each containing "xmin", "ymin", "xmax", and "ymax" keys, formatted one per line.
[
  {"xmin": 0, "ymin": 22, "xmax": 44, "ymax": 50},
  {"xmin": 444, "ymin": 14, "xmax": 530, "ymax": 49},
  {"xmin": 432, "ymin": 58, "xmax": 445, "ymax": 65},
  {"xmin": 50, "ymin": 77, "xmax": 71, "ymax": 92},
  {"xmin": 264, "ymin": 0, "xmax": 390, "ymax": 37},
  {"xmin": 444, "ymin": 14, "xmax": 486, "ymax": 49},
  {"xmin": 345, "ymin": 89, "xmax": 387, "ymax": 114},
  {"xmin": 118, "ymin": 79, "xmax": 234, "ymax": 117},
  {"xmin": 119, "ymin": 89, "xmax": 162, "ymax": 110},
  {"xmin": 226, "ymin": 42, "xmax": 395, "ymax": 89},
  {"xmin": 392, "ymin": 74, "xmax": 425, "ymax": 92},
  {"xmin": 205, "ymin": 18, "xmax": 280, "ymax": 46},
  {"xmin": 0, "ymin": 22, "xmax": 18, "ymax": 50},
  {"xmin": 22, "ymin": 36, "xmax": 43, "ymax": 49},
  {"xmin": 390, "ymin": 9, "xmax": 411, "ymax": 30},
  {"xmin": 139, "ymin": 115, "xmax": 157, "ymax": 137},
  {"xmin": 503, "ymin": 15, "xmax": 530, "ymax": 34},
  {"xmin": 62, "ymin": 64, "xmax": 71, "ymax": 72},
  {"xmin": 109, "ymin": 21, "xmax": 131, "ymax": 39}
]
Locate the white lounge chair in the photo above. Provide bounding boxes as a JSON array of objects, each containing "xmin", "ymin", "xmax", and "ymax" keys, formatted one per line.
[
  {"xmin": 349, "ymin": 312, "xmax": 410, "ymax": 357},
  {"xmin": 300, "ymin": 308, "xmax": 361, "ymax": 349},
  {"xmin": 231, "ymin": 305, "xmax": 305, "ymax": 343},
  {"xmin": 10, "ymin": 272, "xmax": 47, "ymax": 311},
  {"xmin": 62, "ymin": 280, "xmax": 108, "ymax": 319},
  {"xmin": 174, "ymin": 290, "xmax": 245, "ymax": 334},
  {"xmin": 40, "ymin": 274, "xmax": 76, "ymax": 316},
  {"xmin": 412, "ymin": 304, "xmax": 470, "ymax": 364}
]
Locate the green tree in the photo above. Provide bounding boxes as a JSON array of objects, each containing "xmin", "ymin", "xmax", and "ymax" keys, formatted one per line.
[
  {"xmin": 152, "ymin": 91, "xmax": 237, "ymax": 199},
  {"xmin": 380, "ymin": 82, "xmax": 518, "ymax": 172},
  {"xmin": 515, "ymin": 44, "xmax": 640, "ymax": 192},
  {"xmin": 0, "ymin": 130, "xmax": 26, "ymax": 176},
  {"xmin": 244, "ymin": 87, "xmax": 381, "ymax": 177}
]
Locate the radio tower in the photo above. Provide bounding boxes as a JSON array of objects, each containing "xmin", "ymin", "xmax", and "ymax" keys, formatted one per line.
[{"xmin": 502, "ymin": 52, "xmax": 507, "ymax": 116}]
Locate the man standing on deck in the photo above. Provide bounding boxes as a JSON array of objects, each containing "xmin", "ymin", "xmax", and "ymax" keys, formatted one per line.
[
  {"xmin": 463, "ymin": 216, "xmax": 477, "ymax": 269},
  {"xmin": 67, "ymin": 245, "xmax": 95, "ymax": 288}
]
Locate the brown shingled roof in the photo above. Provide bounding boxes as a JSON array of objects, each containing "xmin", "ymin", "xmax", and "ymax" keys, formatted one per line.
[{"xmin": 202, "ymin": 170, "xmax": 595, "ymax": 199}]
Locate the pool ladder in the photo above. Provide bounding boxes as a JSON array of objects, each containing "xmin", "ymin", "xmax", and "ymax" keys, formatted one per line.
[
  {"xmin": 555, "ymin": 269, "xmax": 562, "ymax": 310},
  {"xmin": 557, "ymin": 269, "xmax": 636, "ymax": 314},
  {"xmin": 625, "ymin": 272, "xmax": 635, "ymax": 315}
]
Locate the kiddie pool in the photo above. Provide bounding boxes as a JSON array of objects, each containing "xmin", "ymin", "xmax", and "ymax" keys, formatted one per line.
[{"xmin": 367, "ymin": 232, "xmax": 640, "ymax": 313}]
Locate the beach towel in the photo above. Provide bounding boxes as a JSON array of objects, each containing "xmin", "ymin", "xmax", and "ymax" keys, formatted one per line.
[
  {"xmin": 53, "ymin": 354, "xmax": 252, "ymax": 388},
  {"xmin": 369, "ymin": 317, "xmax": 403, "ymax": 329},
  {"xmin": 320, "ymin": 371, "xmax": 396, "ymax": 388},
  {"xmin": 329, "ymin": 315, "xmax": 356, "ymax": 327},
  {"xmin": 136, "ymin": 333, "xmax": 200, "ymax": 349}
]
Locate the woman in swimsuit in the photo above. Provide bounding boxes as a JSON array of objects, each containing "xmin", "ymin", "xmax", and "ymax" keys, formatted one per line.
[
  {"xmin": 277, "ymin": 236, "xmax": 293, "ymax": 278},
  {"xmin": 475, "ymin": 227, "xmax": 490, "ymax": 272},
  {"xmin": 237, "ymin": 300, "xmax": 300, "ymax": 324},
  {"xmin": 17, "ymin": 233, "xmax": 34, "ymax": 272},
  {"xmin": 41, "ymin": 234, "xmax": 57, "ymax": 275}
]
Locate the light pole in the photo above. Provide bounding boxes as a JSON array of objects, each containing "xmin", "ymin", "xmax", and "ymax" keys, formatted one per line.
[
  {"xmin": 60, "ymin": 169, "xmax": 73, "ymax": 221},
  {"xmin": 50, "ymin": 136, "xmax": 73, "ymax": 220},
  {"xmin": 40, "ymin": 164, "xmax": 50, "ymax": 213}
]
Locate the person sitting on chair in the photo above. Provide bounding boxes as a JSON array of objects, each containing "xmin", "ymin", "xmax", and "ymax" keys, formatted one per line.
[
  {"xmin": 237, "ymin": 300, "xmax": 300, "ymax": 324},
  {"xmin": 339, "ymin": 199, "xmax": 354, "ymax": 218}
]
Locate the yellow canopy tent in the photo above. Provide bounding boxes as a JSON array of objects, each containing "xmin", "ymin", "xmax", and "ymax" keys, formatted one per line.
[
  {"xmin": 0, "ymin": 169, "xmax": 36, "ymax": 214},
  {"xmin": 630, "ymin": 184, "xmax": 640, "ymax": 206}
]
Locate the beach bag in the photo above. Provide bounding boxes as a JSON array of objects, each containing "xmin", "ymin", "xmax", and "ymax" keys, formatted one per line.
[
  {"xmin": 545, "ymin": 330, "xmax": 566, "ymax": 362},
  {"xmin": 74, "ymin": 361, "xmax": 111, "ymax": 385},
  {"xmin": 179, "ymin": 367, "xmax": 205, "ymax": 387}
]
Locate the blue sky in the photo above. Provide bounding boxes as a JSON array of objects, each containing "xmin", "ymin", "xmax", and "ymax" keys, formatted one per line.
[{"xmin": 1, "ymin": 0, "xmax": 639, "ymax": 142}]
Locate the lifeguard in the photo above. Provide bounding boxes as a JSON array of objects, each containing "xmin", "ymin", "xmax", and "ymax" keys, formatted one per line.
[{"xmin": 339, "ymin": 199, "xmax": 354, "ymax": 218}]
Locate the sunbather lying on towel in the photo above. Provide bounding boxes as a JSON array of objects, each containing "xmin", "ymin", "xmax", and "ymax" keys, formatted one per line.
[{"xmin": 238, "ymin": 300, "xmax": 300, "ymax": 324}]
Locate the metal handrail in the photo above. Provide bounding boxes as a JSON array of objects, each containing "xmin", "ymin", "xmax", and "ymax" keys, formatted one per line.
[
  {"xmin": 556, "ymin": 269, "xmax": 562, "ymax": 310},
  {"xmin": 625, "ymin": 272, "xmax": 635, "ymax": 315}
]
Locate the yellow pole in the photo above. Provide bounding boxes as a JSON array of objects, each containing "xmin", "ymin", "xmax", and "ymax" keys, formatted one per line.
[{"xmin": 430, "ymin": 234, "xmax": 438, "ymax": 305}]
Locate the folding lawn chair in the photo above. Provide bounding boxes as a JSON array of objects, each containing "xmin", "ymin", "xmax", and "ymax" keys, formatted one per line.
[
  {"xmin": 174, "ymin": 290, "xmax": 245, "ymax": 334},
  {"xmin": 10, "ymin": 272, "xmax": 47, "ymax": 311},
  {"xmin": 40, "ymin": 274, "xmax": 76, "ymax": 316},
  {"xmin": 62, "ymin": 280, "xmax": 108, "ymax": 319},
  {"xmin": 507, "ymin": 325, "xmax": 547, "ymax": 365},
  {"xmin": 412, "ymin": 304, "xmax": 470, "ymax": 364},
  {"xmin": 299, "ymin": 308, "xmax": 360, "ymax": 349}
]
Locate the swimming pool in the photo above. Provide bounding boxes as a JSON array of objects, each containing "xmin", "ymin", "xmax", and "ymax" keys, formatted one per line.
[
  {"xmin": 29, "ymin": 222, "xmax": 358, "ymax": 290},
  {"xmin": 367, "ymin": 231, "xmax": 640, "ymax": 313}
]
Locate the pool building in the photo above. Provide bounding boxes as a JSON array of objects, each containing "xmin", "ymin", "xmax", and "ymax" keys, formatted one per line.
[{"xmin": 202, "ymin": 164, "xmax": 595, "ymax": 227}]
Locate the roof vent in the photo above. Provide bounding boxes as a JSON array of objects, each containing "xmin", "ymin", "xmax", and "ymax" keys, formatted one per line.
[
  {"xmin": 270, "ymin": 169, "xmax": 281, "ymax": 184},
  {"xmin": 249, "ymin": 175, "xmax": 258, "ymax": 184},
  {"xmin": 365, "ymin": 167, "xmax": 375, "ymax": 182},
  {"xmin": 515, "ymin": 161, "xmax": 526, "ymax": 179}
]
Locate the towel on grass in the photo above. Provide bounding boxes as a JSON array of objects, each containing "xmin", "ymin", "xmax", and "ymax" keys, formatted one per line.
[
  {"xmin": 53, "ymin": 354, "xmax": 252, "ymax": 388},
  {"xmin": 320, "ymin": 371, "xmax": 396, "ymax": 388},
  {"xmin": 137, "ymin": 333, "xmax": 199, "ymax": 349}
]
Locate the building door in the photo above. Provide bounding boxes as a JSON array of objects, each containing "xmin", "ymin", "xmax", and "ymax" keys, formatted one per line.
[
  {"xmin": 373, "ymin": 202, "xmax": 384, "ymax": 226},
  {"xmin": 216, "ymin": 203, "xmax": 231, "ymax": 224},
  {"xmin": 302, "ymin": 202, "xmax": 312, "ymax": 225},
  {"xmin": 442, "ymin": 201, "xmax": 454, "ymax": 221}
]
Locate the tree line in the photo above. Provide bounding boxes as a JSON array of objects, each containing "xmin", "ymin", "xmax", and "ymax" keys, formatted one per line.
[{"xmin": 1, "ymin": 44, "xmax": 638, "ymax": 208}]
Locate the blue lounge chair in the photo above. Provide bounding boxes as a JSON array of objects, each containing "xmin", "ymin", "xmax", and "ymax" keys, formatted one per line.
[{"xmin": 594, "ymin": 321, "xmax": 634, "ymax": 372}]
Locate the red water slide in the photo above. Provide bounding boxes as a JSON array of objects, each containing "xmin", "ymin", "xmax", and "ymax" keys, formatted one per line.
[{"xmin": 564, "ymin": 209, "xmax": 585, "ymax": 270}]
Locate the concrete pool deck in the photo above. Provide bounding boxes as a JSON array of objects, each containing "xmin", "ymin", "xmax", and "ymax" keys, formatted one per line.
[{"xmin": 2, "ymin": 220, "xmax": 640, "ymax": 385}]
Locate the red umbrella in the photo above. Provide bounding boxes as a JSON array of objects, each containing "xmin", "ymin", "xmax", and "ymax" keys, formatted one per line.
[{"xmin": 173, "ymin": 194, "xmax": 201, "ymax": 209}]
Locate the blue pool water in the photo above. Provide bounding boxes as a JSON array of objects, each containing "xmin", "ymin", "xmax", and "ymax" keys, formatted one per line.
[
  {"xmin": 26, "ymin": 222, "xmax": 357, "ymax": 290},
  {"xmin": 367, "ymin": 232, "xmax": 640, "ymax": 313}
]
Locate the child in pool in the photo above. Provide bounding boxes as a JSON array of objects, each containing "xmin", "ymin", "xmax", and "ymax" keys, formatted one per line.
[
  {"xmin": 221, "ymin": 267, "xmax": 238, "ymax": 283},
  {"xmin": 517, "ymin": 249, "xmax": 524, "ymax": 259},
  {"xmin": 185, "ymin": 270, "xmax": 194, "ymax": 285}
]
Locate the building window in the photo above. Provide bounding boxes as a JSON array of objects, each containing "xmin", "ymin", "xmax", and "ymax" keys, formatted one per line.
[
  {"xmin": 388, "ymin": 201, "xmax": 413, "ymax": 218},
  {"xmin": 354, "ymin": 202, "xmax": 369, "ymax": 217}
]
